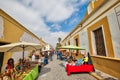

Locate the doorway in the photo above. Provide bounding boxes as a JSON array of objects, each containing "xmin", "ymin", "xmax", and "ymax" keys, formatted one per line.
[
  {"xmin": 0, "ymin": 42, "xmax": 7, "ymax": 72},
  {"xmin": 93, "ymin": 27, "xmax": 106, "ymax": 56}
]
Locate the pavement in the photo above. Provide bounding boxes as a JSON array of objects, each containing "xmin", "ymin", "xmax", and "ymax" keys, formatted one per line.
[
  {"xmin": 37, "ymin": 55, "xmax": 96, "ymax": 80},
  {"xmin": 90, "ymin": 69, "xmax": 119, "ymax": 80}
]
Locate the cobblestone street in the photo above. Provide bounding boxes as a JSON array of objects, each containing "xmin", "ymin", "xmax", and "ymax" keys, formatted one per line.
[{"xmin": 37, "ymin": 55, "xmax": 96, "ymax": 80}]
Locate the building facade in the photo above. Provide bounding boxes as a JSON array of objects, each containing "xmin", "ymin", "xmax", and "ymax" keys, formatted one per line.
[
  {"xmin": 42, "ymin": 43, "xmax": 54, "ymax": 52},
  {"xmin": 0, "ymin": 9, "xmax": 46, "ymax": 72},
  {"xmin": 62, "ymin": 0, "xmax": 120, "ymax": 78}
]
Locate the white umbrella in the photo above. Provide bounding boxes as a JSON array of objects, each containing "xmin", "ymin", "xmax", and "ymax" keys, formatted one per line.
[{"xmin": 0, "ymin": 41, "xmax": 41, "ymax": 61}]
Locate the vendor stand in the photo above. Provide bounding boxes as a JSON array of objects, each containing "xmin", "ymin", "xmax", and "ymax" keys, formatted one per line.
[
  {"xmin": 0, "ymin": 42, "xmax": 41, "ymax": 80},
  {"xmin": 57, "ymin": 45, "xmax": 95, "ymax": 75},
  {"xmin": 23, "ymin": 65, "xmax": 38, "ymax": 80}
]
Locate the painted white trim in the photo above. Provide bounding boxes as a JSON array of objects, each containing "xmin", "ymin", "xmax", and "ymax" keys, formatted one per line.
[
  {"xmin": 101, "ymin": 26, "xmax": 108, "ymax": 57},
  {"xmin": 0, "ymin": 16, "xmax": 4, "ymax": 38},
  {"xmin": 91, "ymin": 30, "xmax": 96, "ymax": 56},
  {"xmin": 87, "ymin": 2, "xmax": 93, "ymax": 14}
]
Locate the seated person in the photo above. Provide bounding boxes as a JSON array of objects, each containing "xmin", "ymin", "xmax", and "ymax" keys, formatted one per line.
[
  {"xmin": 71, "ymin": 60, "xmax": 76, "ymax": 66},
  {"xmin": 82, "ymin": 52, "xmax": 89, "ymax": 64},
  {"xmin": 5, "ymin": 58, "xmax": 16, "ymax": 80},
  {"xmin": 25, "ymin": 59, "xmax": 31, "ymax": 68},
  {"xmin": 76, "ymin": 52, "xmax": 89, "ymax": 65},
  {"xmin": 16, "ymin": 64, "xmax": 22, "ymax": 73},
  {"xmin": 63, "ymin": 59, "xmax": 72, "ymax": 67},
  {"xmin": 65, "ymin": 59, "xmax": 76, "ymax": 66},
  {"xmin": 15, "ymin": 59, "xmax": 22, "ymax": 73},
  {"xmin": 82, "ymin": 56, "xmax": 88, "ymax": 64}
]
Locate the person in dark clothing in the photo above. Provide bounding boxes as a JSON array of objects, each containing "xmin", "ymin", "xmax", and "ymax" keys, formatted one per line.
[
  {"xmin": 58, "ymin": 51, "xmax": 62, "ymax": 60},
  {"xmin": 44, "ymin": 51, "xmax": 48, "ymax": 65},
  {"xmin": 56, "ymin": 51, "xmax": 59, "ymax": 59},
  {"xmin": 49, "ymin": 51, "xmax": 53, "ymax": 61}
]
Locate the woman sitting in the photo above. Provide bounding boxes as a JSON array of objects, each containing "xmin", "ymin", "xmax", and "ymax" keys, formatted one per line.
[
  {"xmin": 15, "ymin": 58, "xmax": 22, "ymax": 73},
  {"xmin": 5, "ymin": 58, "xmax": 16, "ymax": 80}
]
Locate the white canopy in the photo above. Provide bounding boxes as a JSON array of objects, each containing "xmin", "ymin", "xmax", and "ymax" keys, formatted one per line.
[
  {"xmin": 0, "ymin": 41, "xmax": 41, "ymax": 52},
  {"xmin": 0, "ymin": 41, "xmax": 41, "ymax": 60}
]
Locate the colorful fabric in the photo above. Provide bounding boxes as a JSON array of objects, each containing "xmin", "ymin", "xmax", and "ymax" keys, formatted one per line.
[{"xmin": 76, "ymin": 59, "xmax": 83, "ymax": 66}]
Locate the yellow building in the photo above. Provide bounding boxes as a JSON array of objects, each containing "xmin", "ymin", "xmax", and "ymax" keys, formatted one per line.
[
  {"xmin": 62, "ymin": 0, "xmax": 120, "ymax": 78},
  {"xmin": 0, "ymin": 9, "xmax": 46, "ymax": 72}
]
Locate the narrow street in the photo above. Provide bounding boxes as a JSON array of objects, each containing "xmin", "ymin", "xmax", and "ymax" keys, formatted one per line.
[{"xmin": 37, "ymin": 55, "xmax": 96, "ymax": 80}]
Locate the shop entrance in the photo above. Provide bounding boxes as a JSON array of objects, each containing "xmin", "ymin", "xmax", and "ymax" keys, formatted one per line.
[
  {"xmin": 0, "ymin": 42, "xmax": 7, "ymax": 72},
  {"xmin": 0, "ymin": 52, "xmax": 4, "ymax": 72},
  {"xmin": 94, "ymin": 27, "xmax": 106, "ymax": 56}
]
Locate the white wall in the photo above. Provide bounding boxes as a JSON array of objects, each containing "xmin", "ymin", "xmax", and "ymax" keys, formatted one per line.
[
  {"xmin": 12, "ymin": 51, "xmax": 29, "ymax": 63},
  {"xmin": 79, "ymin": 28, "xmax": 89, "ymax": 52},
  {"xmin": 70, "ymin": 38, "xmax": 74, "ymax": 45},
  {"xmin": 20, "ymin": 32, "xmax": 40, "ymax": 44},
  {"xmin": 107, "ymin": 3, "xmax": 120, "ymax": 58}
]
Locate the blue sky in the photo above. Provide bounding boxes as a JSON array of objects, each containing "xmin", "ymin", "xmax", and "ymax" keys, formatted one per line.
[{"xmin": 0, "ymin": 0, "xmax": 90, "ymax": 47}]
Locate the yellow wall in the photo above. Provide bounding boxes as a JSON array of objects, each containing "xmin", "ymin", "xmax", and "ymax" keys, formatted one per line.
[
  {"xmin": 0, "ymin": 10, "xmax": 25, "ymax": 43},
  {"xmin": 92, "ymin": 0, "xmax": 105, "ymax": 10},
  {"xmin": 1, "ymin": 17, "xmax": 24, "ymax": 73},
  {"xmin": 87, "ymin": 17, "xmax": 114, "ymax": 57},
  {"xmin": 91, "ymin": 56, "xmax": 120, "ymax": 78},
  {"xmin": 3, "ymin": 18, "xmax": 24, "ymax": 42},
  {"xmin": 0, "ymin": 10, "xmax": 41, "ymax": 72}
]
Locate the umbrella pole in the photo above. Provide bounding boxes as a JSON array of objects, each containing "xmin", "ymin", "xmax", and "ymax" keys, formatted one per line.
[{"xmin": 23, "ymin": 45, "xmax": 25, "ymax": 65}]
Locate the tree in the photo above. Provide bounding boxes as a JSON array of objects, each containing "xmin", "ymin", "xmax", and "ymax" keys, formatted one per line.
[
  {"xmin": 58, "ymin": 37, "xmax": 61, "ymax": 43},
  {"xmin": 56, "ymin": 37, "xmax": 62, "ymax": 49}
]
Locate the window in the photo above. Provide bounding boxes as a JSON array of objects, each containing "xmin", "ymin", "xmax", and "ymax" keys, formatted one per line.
[
  {"xmin": 75, "ymin": 38, "xmax": 78, "ymax": 46},
  {"xmin": 68, "ymin": 41, "xmax": 70, "ymax": 45}
]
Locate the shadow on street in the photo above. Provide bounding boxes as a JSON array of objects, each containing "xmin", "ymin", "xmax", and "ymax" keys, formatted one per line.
[{"xmin": 39, "ymin": 67, "xmax": 51, "ymax": 75}]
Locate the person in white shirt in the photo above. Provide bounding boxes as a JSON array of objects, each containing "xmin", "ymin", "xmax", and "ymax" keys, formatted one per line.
[{"xmin": 32, "ymin": 54, "xmax": 36, "ymax": 62}]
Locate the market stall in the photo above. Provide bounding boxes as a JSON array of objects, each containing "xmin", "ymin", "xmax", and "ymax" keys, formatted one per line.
[
  {"xmin": 0, "ymin": 42, "xmax": 41, "ymax": 80},
  {"xmin": 23, "ymin": 65, "xmax": 38, "ymax": 80},
  {"xmin": 57, "ymin": 45, "xmax": 95, "ymax": 75}
]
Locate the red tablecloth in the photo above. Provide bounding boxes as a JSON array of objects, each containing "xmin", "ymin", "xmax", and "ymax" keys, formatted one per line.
[{"xmin": 66, "ymin": 64, "xmax": 94, "ymax": 75}]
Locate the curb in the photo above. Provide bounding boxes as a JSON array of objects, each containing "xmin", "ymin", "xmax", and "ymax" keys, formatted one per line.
[{"xmin": 90, "ymin": 72, "xmax": 103, "ymax": 80}]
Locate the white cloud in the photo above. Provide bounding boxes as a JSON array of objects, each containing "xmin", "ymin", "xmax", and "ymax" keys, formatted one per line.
[
  {"xmin": 80, "ymin": 0, "xmax": 90, "ymax": 4},
  {"xmin": 18, "ymin": 0, "xmax": 83, "ymax": 22},
  {"xmin": 69, "ymin": 18, "xmax": 79, "ymax": 26},
  {"xmin": 44, "ymin": 31, "xmax": 68, "ymax": 47},
  {"xmin": 51, "ymin": 24, "xmax": 61, "ymax": 31},
  {"xmin": 0, "ymin": 0, "xmax": 88, "ymax": 47}
]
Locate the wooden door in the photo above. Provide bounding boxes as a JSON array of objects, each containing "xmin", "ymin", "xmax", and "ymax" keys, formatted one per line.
[{"xmin": 94, "ymin": 27, "xmax": 106, "ymax": 56}]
